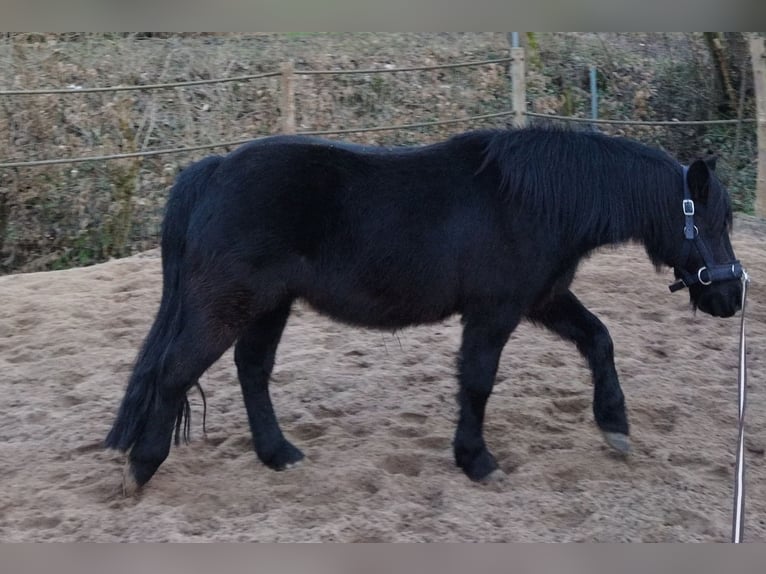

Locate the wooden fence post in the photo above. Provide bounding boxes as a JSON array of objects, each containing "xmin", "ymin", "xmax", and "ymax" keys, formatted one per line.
[
  {"xmin": 751, "ymin": 36, "xmax": 766, "ymax": 218},
  {"xmin": 280, "ymin": 61, "xmax": 296, "ymax": 134},
  {"xmin": 510, "ymin": 46, "xmax": 527, "ymax": 128}
]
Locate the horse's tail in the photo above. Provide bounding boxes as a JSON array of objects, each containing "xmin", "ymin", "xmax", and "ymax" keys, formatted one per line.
[{"xmin": 105, "ymin": 155, "xmax": 223, "ymax": 452}]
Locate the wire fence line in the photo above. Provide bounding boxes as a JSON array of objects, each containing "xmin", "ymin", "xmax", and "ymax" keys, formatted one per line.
[
  {"xmin": 0, "ymin": 138, "xmax": 267, "ymax": 169},
  {"xmin": 0, "ymin": 55, "xmax": 516, "ymax": 169},
  {"xmin": 526, "ymin": 111, "xmax": 758, "ymax": 127},
  {"xmin": 0, "ymin": 51, "xmax": 759, "ymax": 170},
  {"xmin": 0, "ymin": 57, "xmax": 511, "ymax": 96},
  {"xmin": 0, "ymin": 111, "xmax": 517, "ymax": 169},
  {"xmin": 295, "ymin": 57, "xmax": 512, "ymax": 75},
  {"xmin": 0, "ymin": 71, "xmax": 282, "ymax": 96},
  {"xmin": 0, "ymin": 109, "xmax": 758, "ymax": 169},
  {"xmin": 297, "ymin": 110, "xmax": 515, "ymax": 135}
]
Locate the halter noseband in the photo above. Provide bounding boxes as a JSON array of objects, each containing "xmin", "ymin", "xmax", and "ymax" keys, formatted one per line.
[{"xmin": 668, "ymin": 165, "xmax": 743, "ymax": 293}]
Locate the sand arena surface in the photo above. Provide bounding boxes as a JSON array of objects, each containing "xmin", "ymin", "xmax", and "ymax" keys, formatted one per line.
[{"xmin": 1, "ymin": 218, "xmax": 765, "ymax": 542}]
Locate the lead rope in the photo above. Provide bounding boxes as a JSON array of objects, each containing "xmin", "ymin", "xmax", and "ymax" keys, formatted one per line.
[{"xmin": 732, "ymin": 270, "xmax": 750, "ymax": 543}]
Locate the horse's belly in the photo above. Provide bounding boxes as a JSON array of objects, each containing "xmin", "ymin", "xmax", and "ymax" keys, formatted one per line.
[{"xmin": 299, "ymin": 279, "xmax": 456, "ymax": 330}]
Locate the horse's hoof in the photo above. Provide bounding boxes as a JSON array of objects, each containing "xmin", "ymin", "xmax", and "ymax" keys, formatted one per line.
[
  {"xmin": 602, "ymin": 431, "xmax": 631, "ymax": 455},
  {"xmin": 284, "ymin": 459, "xmax": 304, "ymax": 470},
  {"xmin": 480, "ymin": 469, "xmax": 508, "ymax": 483},
  {"xmin": 262, "ymin": 441, "xmax": 305, "ymax": 471},
  {"xmin": 121, "ymin": 462, "xmax": 140, "ymax": 497}
]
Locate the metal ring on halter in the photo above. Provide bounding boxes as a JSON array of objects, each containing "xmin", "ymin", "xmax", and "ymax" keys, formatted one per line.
[{"xmin": 698, "ymin": 266, "xmax": 712, "ymax": 285}]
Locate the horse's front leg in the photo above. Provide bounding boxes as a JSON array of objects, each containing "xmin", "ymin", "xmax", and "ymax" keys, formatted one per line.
[
  {"xmin": 453, "ymin": 308, "xmax": 520, "ymax": 481},
  {"xmin": 529, "ymin": 289, "xmax": 630, "ymax": 454}
]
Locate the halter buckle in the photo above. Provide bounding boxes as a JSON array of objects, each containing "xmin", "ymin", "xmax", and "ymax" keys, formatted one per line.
[
  {"xmin": 683, "ymin": 199, "xmax": 695, "ymax": 216},
  {"xmin": 697, "ymin": 267, "xmax": 712, "ymax": 286}
]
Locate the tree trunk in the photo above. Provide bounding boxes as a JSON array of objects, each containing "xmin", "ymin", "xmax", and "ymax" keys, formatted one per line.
[
  {"xmin": 750, "ymin": 35, "xmax": 766, "ymax": 218},
  {"xmin": 704, "ymin": 32, "xmax": 738, "ymax": 114}
]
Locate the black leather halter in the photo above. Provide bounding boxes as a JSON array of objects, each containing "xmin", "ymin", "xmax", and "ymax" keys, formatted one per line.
[{"xmin": 669, "ymin": 166, "xmax": 743, "ymax": 293}]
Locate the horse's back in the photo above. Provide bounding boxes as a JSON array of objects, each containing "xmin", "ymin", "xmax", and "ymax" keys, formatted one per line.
[{"xmin": 204, "ymin": 134, "xmax": 494, "ymax": 252}]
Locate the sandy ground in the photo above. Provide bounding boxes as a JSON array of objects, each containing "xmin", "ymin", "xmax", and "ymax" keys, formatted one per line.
[{"xmin": 1, "ymin": 217, "xmax": 765, "ymax": 542}]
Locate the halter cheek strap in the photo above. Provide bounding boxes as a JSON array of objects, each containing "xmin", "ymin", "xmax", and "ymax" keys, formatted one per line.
[{"xmin": 669, "ymin": 165, "xmax": 743, "ymax": 293}]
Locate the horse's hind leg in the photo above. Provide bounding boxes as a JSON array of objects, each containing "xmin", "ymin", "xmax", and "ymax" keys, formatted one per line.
[
  {"xmin": 234, "ymin": 301, "xmax": 304, "ymax": 471},
  {"xmin": 453, "ymin": 307, "xmax": 520, "ymax": 481},
  {"xmin": 529, "ymin": 289, "xmax": 630, "ymax": 454},
  {"xmin": 125, "ymin": 310, "xmax": 238, "ymax": 494}
]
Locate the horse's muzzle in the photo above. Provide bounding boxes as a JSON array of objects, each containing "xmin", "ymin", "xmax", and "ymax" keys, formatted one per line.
[{"xmin": 695, "ymin": 280, "xmax": 742, "ymax": 318}]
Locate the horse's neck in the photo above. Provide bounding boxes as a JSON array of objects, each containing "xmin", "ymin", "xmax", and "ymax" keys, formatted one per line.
[{"xmin": 579, "ymin": 183, "xmax": 673, "ymax": 260}]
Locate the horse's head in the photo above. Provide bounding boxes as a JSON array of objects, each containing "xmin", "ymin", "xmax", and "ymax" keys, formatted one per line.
[{"xmin": 669, "ymin": 157, "xmax": 743, "ymax": 318}]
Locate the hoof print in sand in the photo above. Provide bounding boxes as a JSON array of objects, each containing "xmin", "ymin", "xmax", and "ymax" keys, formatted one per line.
[
  {"xmin": 291, "ymin": 422, "xmax": 328, "ymax": 441},
  {"xmin": 380, "ymin": 453, "xmax": 424, "ymax": 477}
]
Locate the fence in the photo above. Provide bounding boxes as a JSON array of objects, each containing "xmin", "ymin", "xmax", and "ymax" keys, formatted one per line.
[
  {"xmin": 0, "ymin": 33, "xmax": 763, "ymax": 274},
  {"xmin": 0, "ymin": 56, "xmax": 513, "ymax": 168},
  {"xmin": 0, "ymin": 50, "xmax": 759, "ymax": 166},
  {"xmin": 1, "ymin": 44, "xmax": 761, "ymax": 162}
]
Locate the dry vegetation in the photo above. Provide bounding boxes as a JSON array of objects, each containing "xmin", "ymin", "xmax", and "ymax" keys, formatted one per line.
[{"xmin": 0, "ymin": 33, "xmax": 758, "ymax": 274}]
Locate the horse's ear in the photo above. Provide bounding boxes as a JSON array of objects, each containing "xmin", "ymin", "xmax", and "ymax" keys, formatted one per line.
[
  {"xmin": 687, "ymin": 159, "xmax": 711, "ymax": 204},
  {"xmin": 704, "ymin": 154, "xmax": 718, "ymax": 172}
]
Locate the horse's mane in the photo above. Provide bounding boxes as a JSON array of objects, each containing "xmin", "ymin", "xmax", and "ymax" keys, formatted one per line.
[
  {"xmin": 473, "ymin": 126, "xmax": 731, "ymax": 260},
  {"xmin": 476, "ymin": 126, "xmax": 678, "ymax": 245}
]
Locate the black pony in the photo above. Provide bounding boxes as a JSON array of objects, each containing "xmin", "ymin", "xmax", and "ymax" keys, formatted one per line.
[{"xmin": 105, "ymin": 126, "xmax": 743, "ymax": 494}]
